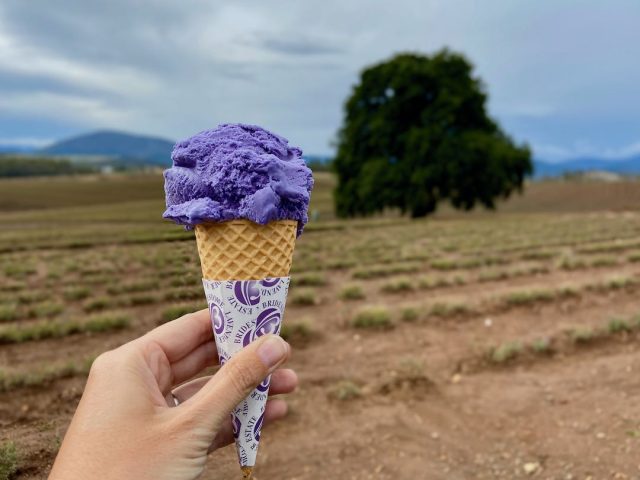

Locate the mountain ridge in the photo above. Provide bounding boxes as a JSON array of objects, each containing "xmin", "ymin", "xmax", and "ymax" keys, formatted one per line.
[
  {"xmin": 39, "ymin": 130, "xmax": 175, "ymax": 166},
  {"xmin": 10, "ymin": 130, "xmax": 640, "ymax": 177},
  {"xmin": 533, "ymin": 156, "xmax": 640, "ymax": 178}
]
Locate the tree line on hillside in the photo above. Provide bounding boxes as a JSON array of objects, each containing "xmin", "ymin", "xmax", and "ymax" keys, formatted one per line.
[{"xmin": 0, "ymin": 156, "xmax": 98, "ymax": 177}]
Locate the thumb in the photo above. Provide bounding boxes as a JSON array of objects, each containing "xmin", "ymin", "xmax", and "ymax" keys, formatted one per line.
[{"xmin": 185, "ymin": 335, "xmax": 290, "ymax": 429}]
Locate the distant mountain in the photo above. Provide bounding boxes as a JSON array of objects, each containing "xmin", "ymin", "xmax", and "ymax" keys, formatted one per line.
[
  {"xmin": 30, "ymin": 130, "xmax": 640, "ymax": 178},
  {"xmin": 533, "ymin": 156, "xmax": 640, "ymax": 178},
  {"xmin": 40, "ymin": 130, "xmax": 174, "ymax": 166}
]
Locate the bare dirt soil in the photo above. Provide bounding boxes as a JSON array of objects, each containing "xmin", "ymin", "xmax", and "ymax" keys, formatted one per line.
[
  {"xmin": 1, "ymin": 177, "xmax": 640, "ymax": 479},
  {"xmin": 4, "ymin": 259, "xmax": 640, "ymax": 479}
]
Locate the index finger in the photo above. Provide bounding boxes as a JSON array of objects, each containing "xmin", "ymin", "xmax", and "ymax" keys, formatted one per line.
[{"xmin": 140, "ymin": 308, "xmax": 213, "ymax": 363}]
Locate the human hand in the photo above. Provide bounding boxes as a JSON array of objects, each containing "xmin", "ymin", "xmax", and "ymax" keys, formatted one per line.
[{"xmin": 49, "ymin": 309, "xmax": 296, "ymax": 480}]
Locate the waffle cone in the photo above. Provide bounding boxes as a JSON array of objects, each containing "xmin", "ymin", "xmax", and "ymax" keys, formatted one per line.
[{"xmin": 195, "ymin": 219, "xmax": 297, "ymax": 280}]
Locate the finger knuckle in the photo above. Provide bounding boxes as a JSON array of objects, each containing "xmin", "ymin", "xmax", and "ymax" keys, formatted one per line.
[
  {"xmin": 89, "ymin": 351, "xmax": 115, "ymax": 376},
  {"xmin": 225, "ymin": 360, "xmax": 260, "ymax": 396}
]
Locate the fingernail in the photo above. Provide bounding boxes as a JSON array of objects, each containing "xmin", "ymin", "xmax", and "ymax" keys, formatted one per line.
[{"xmin": 257, "ymin": 336, "xmax": 288, "ymax": 369}]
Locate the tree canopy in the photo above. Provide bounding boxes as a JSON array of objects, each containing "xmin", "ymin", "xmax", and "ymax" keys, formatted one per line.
[{"xmin": 334, "ymin": 50, "xmax": 532, "ymax": 218}]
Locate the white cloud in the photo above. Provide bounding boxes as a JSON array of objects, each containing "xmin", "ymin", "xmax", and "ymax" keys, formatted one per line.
[
  {"xmin": 0, "ymin": 0, "xmax": 639, "ymax": 155},
  {"xmin": 601, "ymin": 142, "xmax": 640, "ymax": 160},
  {"xmin": 495, "ymin": 103, "xmax": 555, "ymax": 118},
  {"xmin": 534, "ymin": 140, "xmax": 640, "ymax": 162},
  {"xmin": 0, "ymin": 91, "xmax": 132, "ymax": 126},
  {"xmin": 0, "ymin": 30, "xmax": 159, "ymax": 97},
  {"xmin": 0, "ymin": 136, "xmax": 53, "ymax": 148}
]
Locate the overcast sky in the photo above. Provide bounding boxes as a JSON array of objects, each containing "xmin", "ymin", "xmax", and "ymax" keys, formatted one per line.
[{"xmin": 0, "ymin": 0, "xmax": 639, "ymax": 160}]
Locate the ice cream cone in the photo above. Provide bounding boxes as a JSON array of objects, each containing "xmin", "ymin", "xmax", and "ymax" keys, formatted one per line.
[
  {"xmin": 164, "ymin": 124, "xmax": 312, "ymax": 477},
  {"xmin": 195, "ymin": 219, "xmax": 297, "ymax": 280},
  {"xmin": 195, "ymin": 219, "xmax": 296, "ymax": 475}
]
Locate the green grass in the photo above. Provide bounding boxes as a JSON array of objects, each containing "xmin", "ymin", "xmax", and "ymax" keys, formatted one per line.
[
  {"xmin": 163, "ymin": 288, "xmax": 202, "ymax": 302},
  {"xmin": 597, "ymin": 276, "xmax": 636, "ymax": 291},
  {"xmin": 160, "ymin": 304, "xmax": 204, "ymax": 324},
  {"xmin": 106, "ymin": 280, "xmax": 157, "ymax": 295},
  {"xmin": 504, "ymin": 288, "xmax": 555, "ymax": 306},
  {"xmin": 3, "ymin": 263, "xmax": 37, "ymax": 279},
  {"xmin": 428, "ymin": 301, "xmax": 470, "ymax": 318},
  {"xmin": 558, "ymin": 256, "xmax": 587, "ymax": 271},
  {"xmin": 352, "ymin": 262, "xmax": 421, "ymax": 279},
  {"xmin": 352, "ymin": 307, "xmax": 393, "ymax": 329},
  {"xmin": 577, "ymin": 238, "xmax": 640, "ymax": 254},
  {"xmin": 16, "ymin": 292, "xmax": 49, "ymax": 305},
  {"xmin": 417, "ymin": 275, "xmax": 466, "ymax": 289},
  {"xmin": 490, "ymin": 342, "xmax": 523, "ymax": 363},
  {"xmin": 607, "ymin": 318, "xmax": 632, "ymax": 333},
  {"xmin": 325, "ymin": 258, "xmax": 357, "ymax": 270},
  {"xmin": 570, "ymin": 327, "xmax": 597, "ymax": 344},
  {"xmin": 62, "ymin": 286, "xmax": 91, "ymax": 301},
  {"xmin": 121, "ymin": 293, "xmax": 159, "ymax": 307},
  {"xmin": 26, "ymin": 301, "xmax": 64, "ymax": 319},
  {"xmin": 627, "ymin": 252, "xmax": 640, "ymax": 263},
  {"xmin": 530, "ymin": 338, "xmax": 552, "ymax": 354},
  {"xmin": 280, "ymin": 320, "xmax": 316, "ymax": 346},
  {"xmin": 0, "ymin": 281, "xmax": 25, "ymax": 292},
  {"xmin": 84, "ymin": 314, "xmax": 131, "ymax": 333},
  {"xmin": 521, "ymin": 250, "xmax": 555, "ymax": 261},
  {"xmin": 339, "ymin": 284, "xmax": 365, "ymax": 301},
  {"xmin": 381, "ymin": 277, "xmax": 414, "ymax": 293},
  {"xmin": 0, "ymin": 358, "xmax": 94, "ymax": 392},
  {"xmin": 477, "ymin": 270, "xmax": 510, "ymax": 282},
  {"xmin": 400, "ymin": 307, "xmax": 420, "ymax": 322},
  {"xmin": 558, "ymin": 285, "xmax": 580, "ymax": 297},
  {"xmin": 431, "ymin": 257, "xmax": 491, "ymax": 271},
  {"xmin": 169, "ymin": 275, "xmax": 194, "ymax": 287},
  {"xmin": 289, "ymin": 289, "xmax": 318, "ymax": 306},
  {"xmin": 329, "ymin": 380, "xmax": 362, "ymax": 401},
  {"xmin": 0, "ymin": 314, "xmax": 130, "ymax": 344},
  {"xmin": 291, "ymin": 273, "xmax": 327, "ymax": 287},
  {"xmin": 0, "ymin": 305, "xmax": 17, "ymax": 323},
  {"xmin": 429, "ymin": 258, "xmax": 460, "ymax": 271},
  {"xmin": 590, "ymin": 256, "xmax": 617, "ymax": 267},
  {"xmin": 397, "ymin": 357, "xmax": 425, "ymax": 378},
  {"xmin": 83, "ymin": 296, "xmax": 113, "ymax": 313},
  {"xmin": 0, "ymin": 441, "xmax": 18, "ymax": 480},
  {"xmin": 46, "ymin": 268, "xmax": 62, "ymax": 280}
]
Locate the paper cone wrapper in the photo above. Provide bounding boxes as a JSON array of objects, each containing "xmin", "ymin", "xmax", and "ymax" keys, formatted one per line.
[
  {"xmin": 195, "ymin": 219, "xmax": 297, "ymax": 470},
  {"xmin": 203, "ymin": 277, "xmax": 290, "ymax": 468}
]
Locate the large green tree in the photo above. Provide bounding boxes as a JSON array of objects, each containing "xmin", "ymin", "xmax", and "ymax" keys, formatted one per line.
[{"xmin": 334, "ymin": 50, "xmax": 532, "ymax": 218}]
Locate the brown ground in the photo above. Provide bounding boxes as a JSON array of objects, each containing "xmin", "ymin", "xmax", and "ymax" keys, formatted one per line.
[
  {"xmin": 3, "ymin": 260, "xmax": 640, "ymax": 479},
  {"xmin": 1, "ymin": 177, "xmax": 640, "ymax": 479}
]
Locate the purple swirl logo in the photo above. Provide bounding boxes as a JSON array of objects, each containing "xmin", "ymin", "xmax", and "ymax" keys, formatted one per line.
[
  {"xmin": 253, "ymin": 412, "xmax": 264, "ymax": 442},
  {"xmin": 233, "ymin": 281, "xmax": 260, "ymax": 306},
  {"xmin": 209, "ymin": 303, "xmax": 225, "ymax": 335},
  {"xmin": 261, "ymin": 278, "xmax": 280, "ymax": 288},
  {"xmin": 232, "ymin": 414, "xmax": 241, "ymax": 439},
  {"xmin": 242, "ymin": 328, "xmax": 253, "ymax": 347},
  {"xmin": 241, "ymin": 307, "xmax": 282, "ymax": 347},
  {"xmin": 255, "ymin": 307, "xmax": 281, "ymax": 338},
  {"xmin": 218, "ymin": 352, "xmax": 228, "ymax": 366},
  {"xmin": 256, "ymin": 376, "xmax": 271, "ymax": 393}
]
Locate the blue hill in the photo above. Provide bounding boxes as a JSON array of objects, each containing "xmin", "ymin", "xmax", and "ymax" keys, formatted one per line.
[{"xmin": 40, "ymin": 130, "xmax": 175, "ymax": 166}]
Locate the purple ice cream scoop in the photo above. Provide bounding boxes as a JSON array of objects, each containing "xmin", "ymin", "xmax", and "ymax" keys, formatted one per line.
[{"xmin": 163, "ymin": 123, "xmax": 314, "ymax": 236}]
